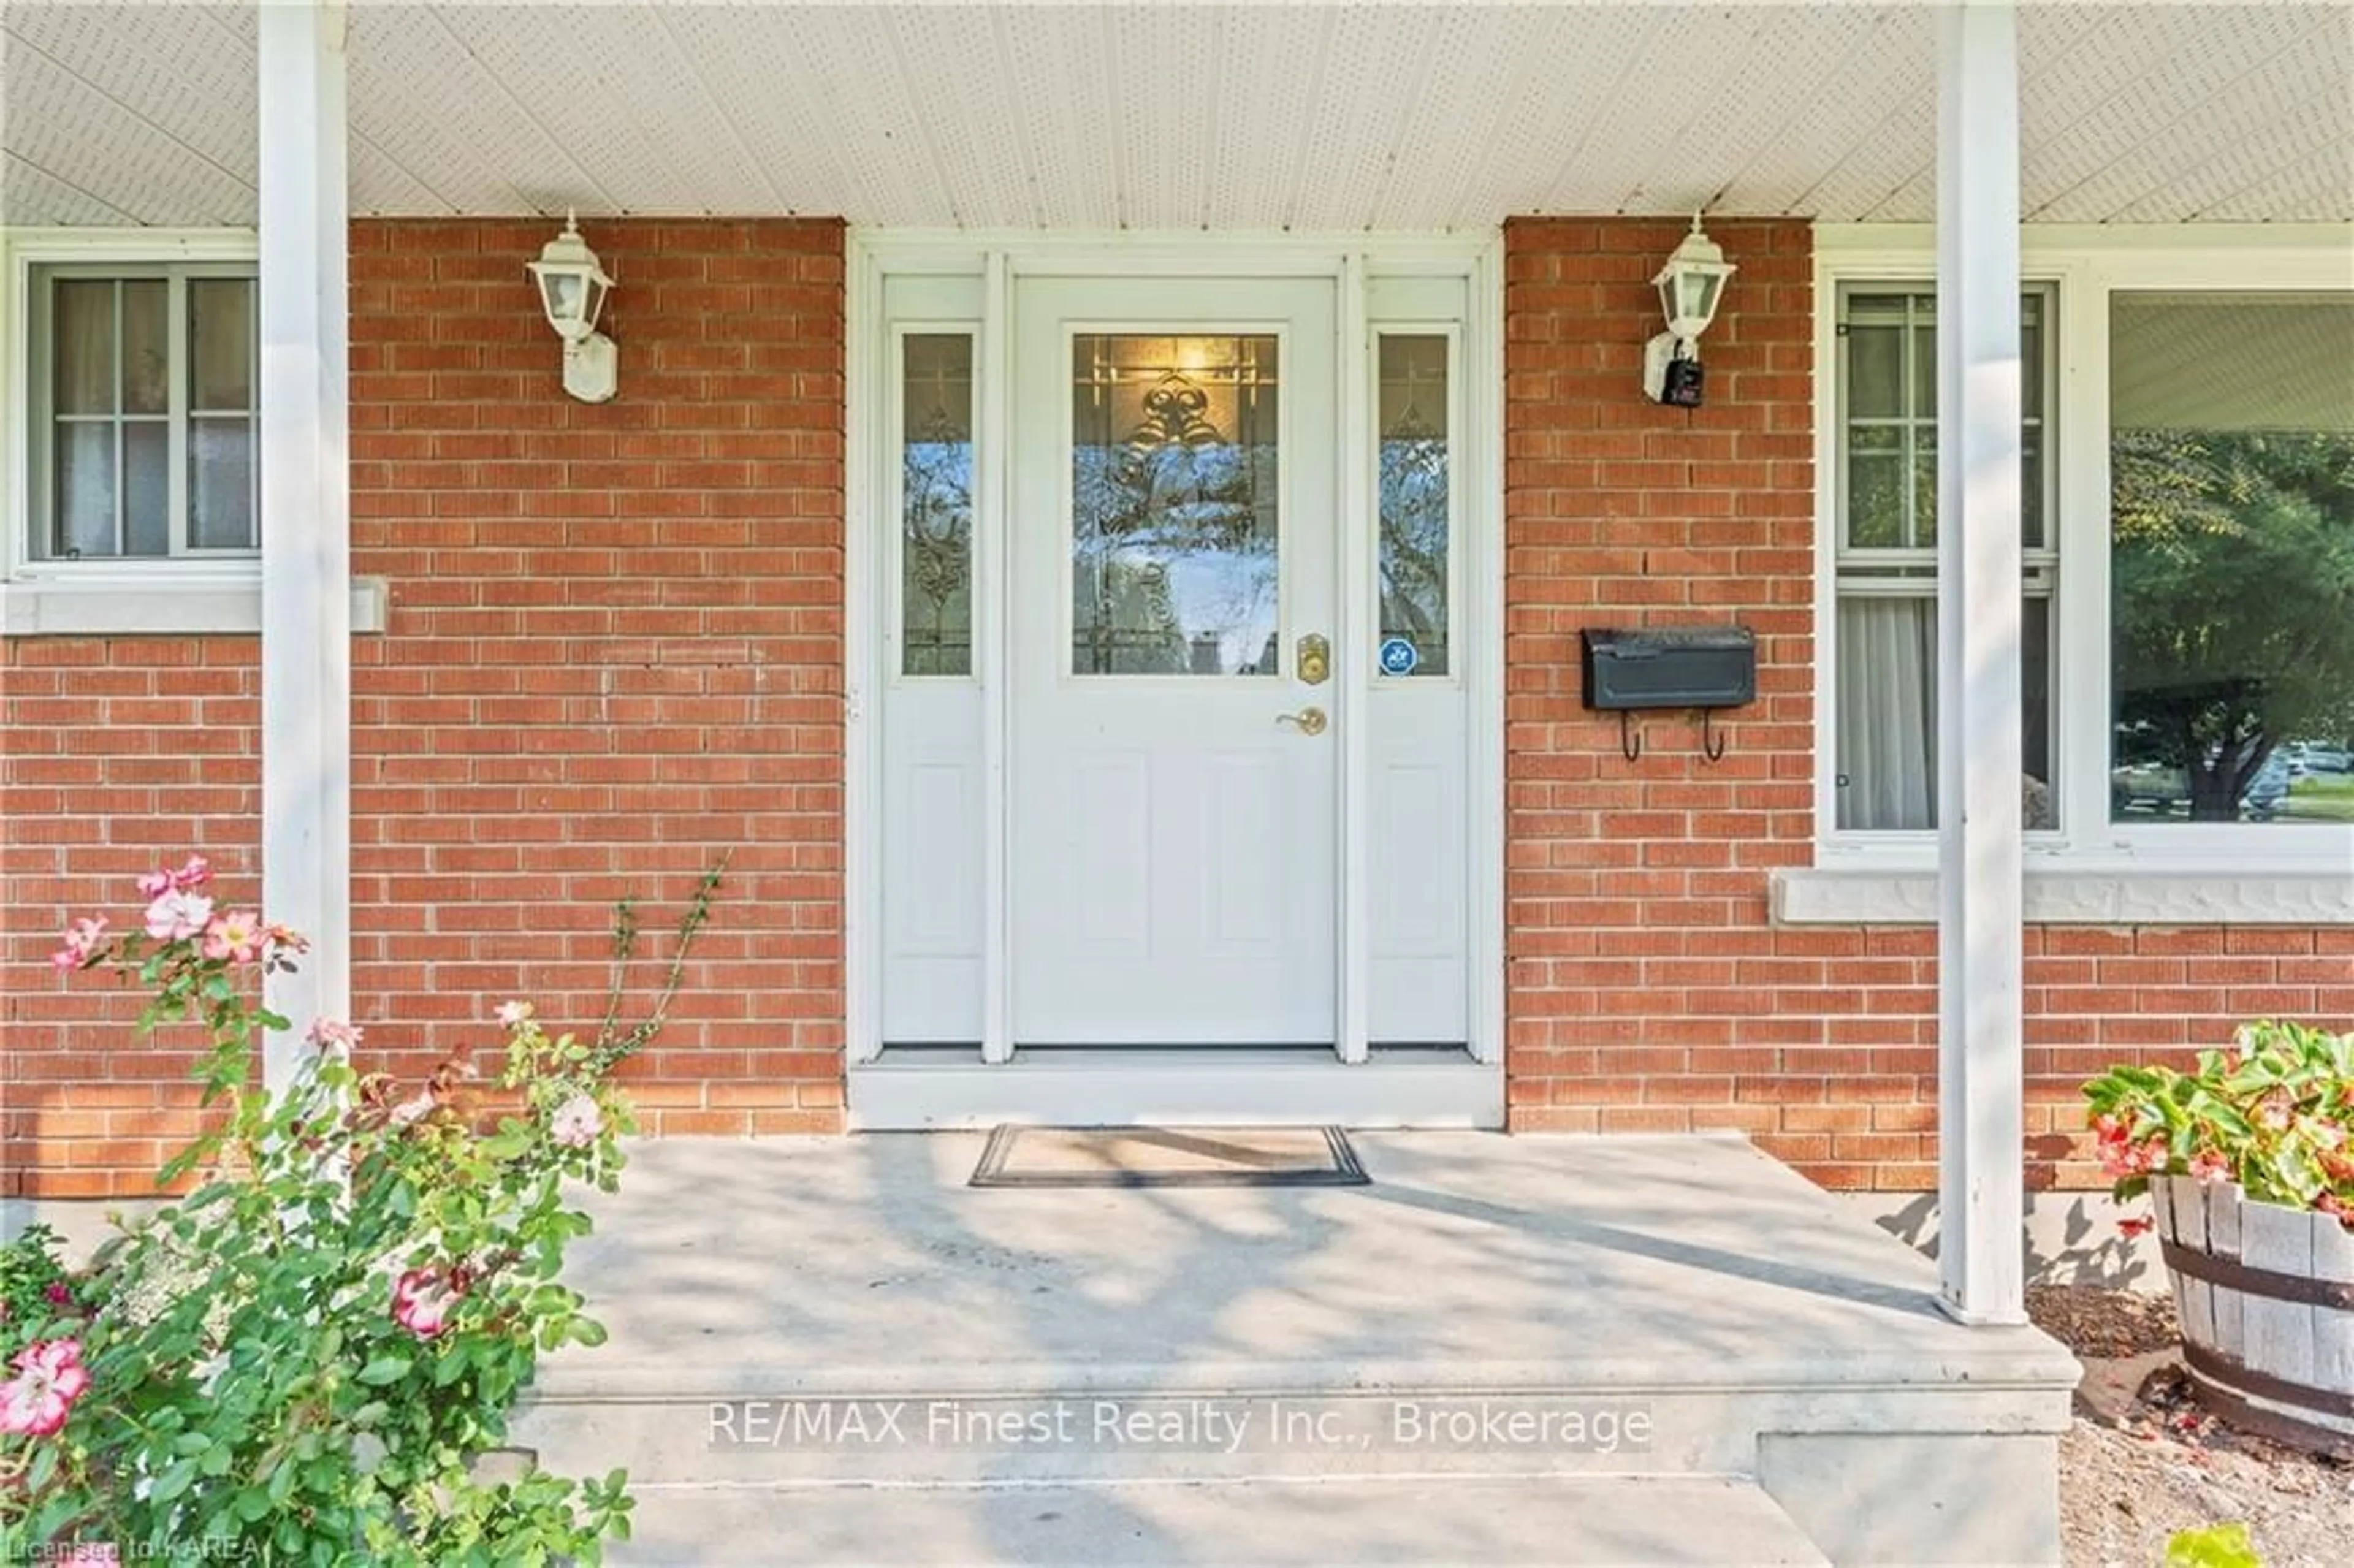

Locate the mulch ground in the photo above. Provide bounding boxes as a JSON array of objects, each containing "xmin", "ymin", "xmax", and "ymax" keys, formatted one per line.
[{"xmin": 2030, "ymin": 1285, "xmax": 2354, "ymax": 1566}]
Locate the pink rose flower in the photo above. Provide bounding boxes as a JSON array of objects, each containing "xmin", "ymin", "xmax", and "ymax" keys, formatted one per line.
[
  {"xmin": 45, "ymin": 1282, "xmax": 72, "ymax": 1307},
  {"xmin": 495, "ymin": 1000, "xmax": 534, "ymax": 1028},
  {"xmin": 202, "ymin": 908, "xmax": 264, "ymax": 965},
  {"xmin": 306, "ymin": 1017, "xmax": 363, "ymax": 1053},
  {"xmin": 549, "ymin": 1095, "xmax": 603, "ymax": 1149},
  {"xmin": 392, "ymin": 1268, "xmax": 460, "ymax": 1340},
  {"xmin": 2189, "ymin": 1147, "xmax": 2231, "ymax": 1186},
  {"xmin": 0, "ymin": 1338, "xmax": 91, "ymax": 1437},
  {"xmin": 136, "ymin": 856, "xmax": 211, "ymax": 898},
  {"xmin": 50, "ymin": 916, "xmax": 107, "ymax": 973},
  {"xmin": 143, "ymin": 889, "xmax": 215, "ymax": 943}
]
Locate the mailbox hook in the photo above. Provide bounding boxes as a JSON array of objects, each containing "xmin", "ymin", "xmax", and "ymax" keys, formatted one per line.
[
  {"xmin": 1700, "ymin": 709, "xmax": 1728, "ymax": 764},
  {"xmin": 1620, "ymin": 710, "xmax": 1643, "ymax": 763}
]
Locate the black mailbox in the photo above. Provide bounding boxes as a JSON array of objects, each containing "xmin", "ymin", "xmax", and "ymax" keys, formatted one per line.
[{"xmin": 1581, "ymin": 625, "xmax": 1756, "ymax": 711}]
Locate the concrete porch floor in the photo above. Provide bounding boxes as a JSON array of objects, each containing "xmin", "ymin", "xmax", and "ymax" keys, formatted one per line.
[{"xmin": 517, "ymin": 1132, "xmax": 2079, "ymax": 1565}]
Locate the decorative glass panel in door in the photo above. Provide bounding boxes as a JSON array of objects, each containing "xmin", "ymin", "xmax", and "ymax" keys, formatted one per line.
[
  {"xmin": 901, "ymin": 332, "xmax": 975, "ymax": 676},
  {"xmin": 1070, "ymin": 334, "xmax": 1281, "ymax": 676},
  {"xmin": 1377, "ymin": 333, "xmax": 1450, "ymax": 677}
]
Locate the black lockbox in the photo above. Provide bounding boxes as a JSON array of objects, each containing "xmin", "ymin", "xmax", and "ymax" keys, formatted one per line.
[{"xmin": 1580, "ymin": 625, "xmax": 1756, "ymax": 711}]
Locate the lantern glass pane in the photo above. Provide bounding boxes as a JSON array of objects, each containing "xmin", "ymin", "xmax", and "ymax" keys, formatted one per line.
[
  {"xmin": 1681, "ymin": 271, "xmax": 1722, "ymax": 326},
  {"xmin": 542, "ymin": 271, "xmax": 584, "ymax": 324},
  {"xmin": 581, "ymin": 275, "xmax": 609, "ymax": 330}
]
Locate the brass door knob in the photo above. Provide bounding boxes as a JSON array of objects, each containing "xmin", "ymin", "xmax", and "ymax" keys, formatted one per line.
[{"xmin": 1276, "ymin": 706, "xmax": 1328, "ymax": 737}]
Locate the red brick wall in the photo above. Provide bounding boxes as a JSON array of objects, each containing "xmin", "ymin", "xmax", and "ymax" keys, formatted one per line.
[
  {"xmin": 1, "ymin": 643, "xmax": 261, "ymax": 1193},
  {"xmin": 10, "ymin": 216, "xmax": 2349, "ymax": 1198},
  {"xmin": 3, "ymin": 218, "xmax": 847, "ymax": 1196},
  {"xmin": 1499, "ymin": 216, "xmax": 2354, "ymax": 1189}
]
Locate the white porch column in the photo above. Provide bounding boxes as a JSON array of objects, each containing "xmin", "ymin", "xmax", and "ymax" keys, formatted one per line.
[
  {"xmin": 257, "ymin": 0, "xmax": 352, "ymax": 1086},
  {"xmin": 1934, "ymin": 2, "xmax": 2027, "ymax": 1326}
]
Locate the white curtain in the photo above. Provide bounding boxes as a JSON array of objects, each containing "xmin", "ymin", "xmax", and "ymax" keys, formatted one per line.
[
  {"xmin": 1838, "ymin": 596, "xmax": 1937, "ymax": 830},
  {"xmin": 51, "ymin": 281, "xmax": 118, "ymax": 558}
]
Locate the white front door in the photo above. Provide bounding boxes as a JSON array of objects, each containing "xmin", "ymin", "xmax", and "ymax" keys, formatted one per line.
[{"xmin": 1011, "ymin": 276, "xmax": 1338, "ymax": 1046}]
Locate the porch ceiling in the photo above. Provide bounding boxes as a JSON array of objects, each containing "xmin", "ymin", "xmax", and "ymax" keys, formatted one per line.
[{"xmin": 2, "ymin": 3, "xmax": 2349, "ymax": 230}]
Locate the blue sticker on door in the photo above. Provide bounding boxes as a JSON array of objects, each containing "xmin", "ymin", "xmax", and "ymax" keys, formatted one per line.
[{"xmin": 1378, "ymin": 636, "xmax": 1419, "ymax": 677}]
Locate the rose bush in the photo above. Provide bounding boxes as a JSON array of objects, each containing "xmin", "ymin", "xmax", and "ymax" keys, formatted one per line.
[
  {"xmin": 2083, "ymin": 1018, "xmax": 2354, "ymax": 1235},
  {"xmin": 0, "ymin": 853, "xmax": 723, "ymax": 1564}
]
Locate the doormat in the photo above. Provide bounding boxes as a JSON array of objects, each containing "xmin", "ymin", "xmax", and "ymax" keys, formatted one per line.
[{"xmin": 969, "ymin": 1125, "xmax": 1369, "ymax": 1189}]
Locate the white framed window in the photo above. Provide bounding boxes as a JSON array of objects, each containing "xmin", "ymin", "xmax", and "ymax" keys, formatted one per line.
[
  {"xmin": 1, "ymin": 229, "xmax": 394, "ymax": 637},
  {"xmin": 1802, "ymin": 227, "xmax": 2354, "ymax": 919},
  {"xmin": 28, "ymin": 261, "xmax": 259, "ymax": 562},
  {"xmin": 1831, "ymin": 283, "xmax": 2058, "ymax": 834}
]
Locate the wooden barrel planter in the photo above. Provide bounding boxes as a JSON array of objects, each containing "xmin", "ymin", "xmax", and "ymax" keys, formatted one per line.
[{"xmin": 2152, "ymin": 1174, "xmax": 2354, "ymax": 1459}]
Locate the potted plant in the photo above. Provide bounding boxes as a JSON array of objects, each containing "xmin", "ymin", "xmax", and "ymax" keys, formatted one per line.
[{"xmin": 2083, "ymin": 1019, "xmax": 2354, "ymax": 1458}]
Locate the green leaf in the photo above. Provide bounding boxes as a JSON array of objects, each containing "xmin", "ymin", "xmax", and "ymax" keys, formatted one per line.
[
  {"xmin": 570, "ymin": 1317, "xmax": 609, "ymax": 1349},
  {"xmin": 150, "ymin": 1456, "xmax": 202, "ymax": 1504},
  {"xmin": 357, "ymin": 1354, "xmax": 413, "ymax": 1386}
]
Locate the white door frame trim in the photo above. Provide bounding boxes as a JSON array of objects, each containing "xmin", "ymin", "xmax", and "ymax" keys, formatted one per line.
[
  {"xmin": 844, "ymin": 229, "xmax": 1505, "ymax": 1092},
  {"xmin": 978, "ymin": 251, "xmax": 1016, "ymax": 1065},
  {"xmin": 1337, "ymin": 254, "xmax": 1373, "ymax": 1065}
]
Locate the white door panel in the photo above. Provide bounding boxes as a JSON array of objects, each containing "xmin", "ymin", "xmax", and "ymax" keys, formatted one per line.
[
  {"xmin": 877, "ymin": 276, "xmax": 986, "ymax": 1045},
  {"xmin": 1013, "ymin": 276, "xmax": 1338, "ymax": 1046}
]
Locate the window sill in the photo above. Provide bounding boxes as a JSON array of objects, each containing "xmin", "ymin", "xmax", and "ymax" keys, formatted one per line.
[
  {"xmin": 1770, "ymin": 866, "xmax": 2354, "ymax": 926},
  {"xmin": 1, "ymin": 576, "xmax": 389, "ymax": 637}
]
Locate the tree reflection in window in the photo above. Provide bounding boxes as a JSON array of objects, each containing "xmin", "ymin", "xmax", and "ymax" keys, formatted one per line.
[
  {"xmin": 902, "ymin": 334, "xmax": 973, "ymax": 676},
  {"xmin": 2109, "ymin": 292, "xmax": 2354, "ymax": 824},
  {"xmin": 1378, "ymin": 335, "xmax": 1449, "ymax": 676}
]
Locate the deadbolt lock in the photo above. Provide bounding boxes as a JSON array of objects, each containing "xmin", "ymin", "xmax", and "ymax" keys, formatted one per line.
[{"xmin": 1297, "ymin": 633, "xmax": 1330, "ymax": 686}]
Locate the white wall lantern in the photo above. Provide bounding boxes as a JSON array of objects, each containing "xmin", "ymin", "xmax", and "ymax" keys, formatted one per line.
[
  {"xmin": 1642, "ymin": 214, "xmax": 1737, "ymax": 407},
  {"xmin": 528, "ymin": 213, "xmax": 617, "ymax": 403}
]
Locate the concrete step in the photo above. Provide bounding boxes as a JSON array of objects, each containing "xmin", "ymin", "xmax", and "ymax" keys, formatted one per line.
[
  {"xmin": 514, "ymin": 1133, "xmax": 2075, "ymax": 1563},
  {"xmin": 607, "ymin": 1474, "xmax": 1831, "ymax": 1567}
]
